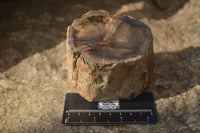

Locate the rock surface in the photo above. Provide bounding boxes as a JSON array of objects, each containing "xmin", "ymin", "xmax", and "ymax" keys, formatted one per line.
[
  {"xmin": 0, "ymin": 0, "xmax": 200, "ymax": 132},
  {"xmin": 67, "ymin": 10, "xmax": 154, "ymax": 101}
]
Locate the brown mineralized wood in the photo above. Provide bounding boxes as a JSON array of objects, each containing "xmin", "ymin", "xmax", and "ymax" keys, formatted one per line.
[{"xmin": 66, "ymin": 10, "xmax": 154, "ymax": 102}]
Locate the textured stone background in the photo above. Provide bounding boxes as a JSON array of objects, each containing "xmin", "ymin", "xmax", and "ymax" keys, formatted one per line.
[{"xmin": 0, "ymin": 0, "xmax": 200, "ymax": 132}]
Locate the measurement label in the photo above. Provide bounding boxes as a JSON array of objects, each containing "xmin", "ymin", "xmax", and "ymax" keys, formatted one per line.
[{"xmin": 62, "ymin": 92, "xmax": 158, "ymax": 125}]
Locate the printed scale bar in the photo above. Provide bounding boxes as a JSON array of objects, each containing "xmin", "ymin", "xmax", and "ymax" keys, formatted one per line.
[
  {"xmin": 62, "ymin": 92, "xmax": 158, "ymax": 125},
  {"xmin": 65, "ymin": 120, "xmax": 150, "ymax": 124},
  {"xmin": 66, "ymin": 109, "xmax": 152, "ymax": 113}
]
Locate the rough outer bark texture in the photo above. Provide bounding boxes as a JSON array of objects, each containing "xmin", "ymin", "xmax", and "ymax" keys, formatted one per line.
[{"xmin": 66, "ymin": 10, "xmax": 154, "ymax": 102}]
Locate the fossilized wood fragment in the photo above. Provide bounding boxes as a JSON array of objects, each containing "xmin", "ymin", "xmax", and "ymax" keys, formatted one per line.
[{"xmin": 66, "ymin": 10, "xmax": 154, "ymax": 102}]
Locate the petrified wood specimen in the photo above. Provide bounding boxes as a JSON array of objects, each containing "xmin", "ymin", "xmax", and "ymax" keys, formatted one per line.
[{"xmin": 66, "ymin": 10, "xmax": 154, "ymax": 102}]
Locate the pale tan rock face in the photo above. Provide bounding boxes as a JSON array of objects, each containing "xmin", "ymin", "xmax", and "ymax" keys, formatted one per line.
[{"xmin": 66, "ymin": 10, "xmax": 154, "ymax": 102}]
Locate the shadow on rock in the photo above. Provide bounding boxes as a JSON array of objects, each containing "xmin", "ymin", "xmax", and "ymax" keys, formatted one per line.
[
  {"xmin": 152, "ymin": 47, "xmax": 200, "ymax": 99},
  {"xmin": 116, "ymin": 0, "xmax": 190, "ymax": 20}
]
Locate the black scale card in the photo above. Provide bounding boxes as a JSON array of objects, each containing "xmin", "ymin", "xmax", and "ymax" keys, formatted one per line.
[{"xmin": 62, "ymin": 92, "xmax": 158, "ymax": 125}]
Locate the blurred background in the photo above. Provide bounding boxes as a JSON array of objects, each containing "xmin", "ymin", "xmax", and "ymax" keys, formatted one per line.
[{"xmin": 0, "ymin": 0, "xmax": 195, "ymax": 72}]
